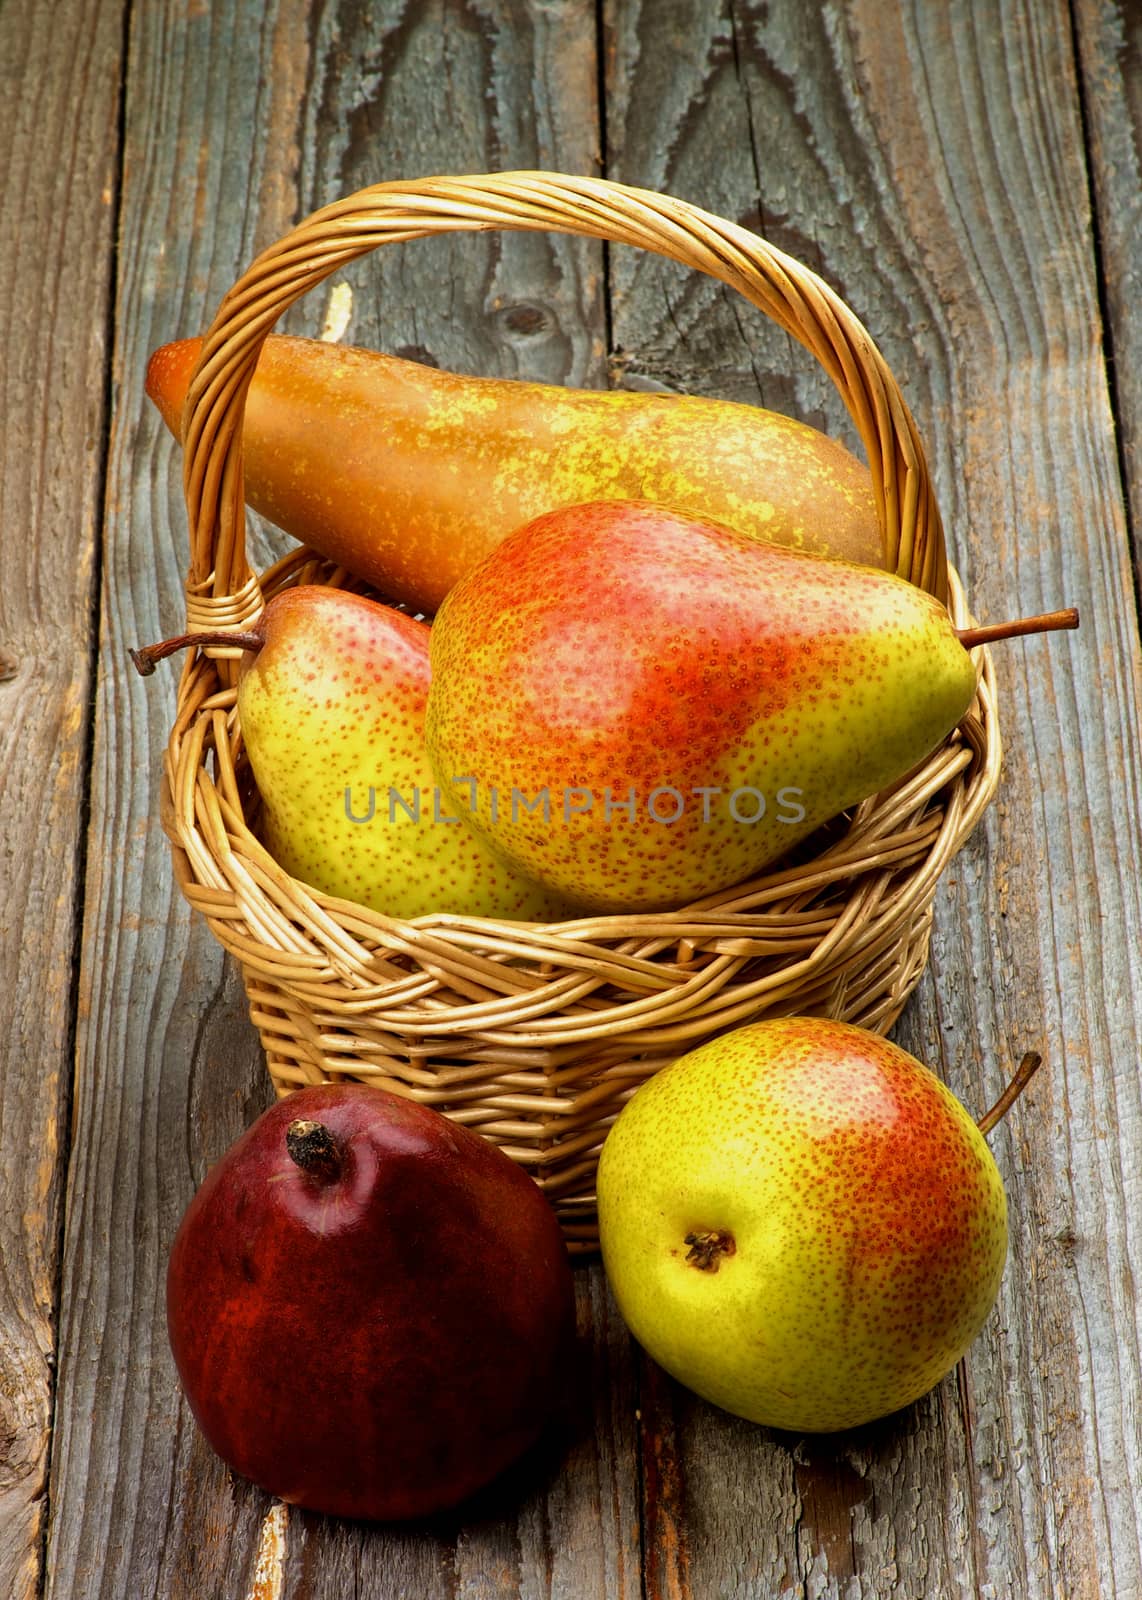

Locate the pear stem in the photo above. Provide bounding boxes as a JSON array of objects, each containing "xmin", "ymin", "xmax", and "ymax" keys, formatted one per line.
[
  {"xmin": 956, "ymin": 608, "xmax": 1079, "ymax": 651},
  {"xmin": 285, "ymin": 1119, "xmax": 344, "ymax": 1183},
  {"xmin": 976, "ymin": 1051, "xmax": 1043, "ymax": 1136},
  {"xmin": 129, "ymin": 628, "xmax": 265, "ymax": 676}
]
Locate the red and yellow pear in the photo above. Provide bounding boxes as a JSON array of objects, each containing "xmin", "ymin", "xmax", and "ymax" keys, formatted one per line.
[
  {"xmin": 425, "ymin": 499, "xmax": 1075, "ymax": 913},
  {"xmin": 596, "ymin": 1017, "xmax": 1034, "ymax": 1432}
]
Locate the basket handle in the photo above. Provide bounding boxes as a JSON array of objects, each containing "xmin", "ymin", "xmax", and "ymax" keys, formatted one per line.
[{"xmin": 180, "ymin": 170, "xmax": 948, "ymax": 637}]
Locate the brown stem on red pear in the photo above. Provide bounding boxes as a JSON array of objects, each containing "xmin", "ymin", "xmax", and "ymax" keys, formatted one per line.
[
  {"xmin": 129, "ymin": 628, "xmax": 265, "ymax": 676},
  {"xmin": 976, "ymin": 1051, "xmax": 1043, "ymax": 1136},
  {"xmin": 285, "ymin": 1119, "xmax": 344, "ymax": 1183},
  {"xmin": 956, "ymin": 608, "xmax": 1079, "ymax": 651}
]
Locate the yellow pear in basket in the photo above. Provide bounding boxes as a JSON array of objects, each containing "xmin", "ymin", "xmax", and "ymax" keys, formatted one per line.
[
  {"xmin": 425, "ymin": 500, "xmax": 1077, "ymax": 913},
  {"xmin": 131, "ymin": 587, "xmax": 569, "ymax": 922}
]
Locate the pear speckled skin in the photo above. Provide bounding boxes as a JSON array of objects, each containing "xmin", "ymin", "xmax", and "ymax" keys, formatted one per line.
[
  {"xmin": 425, "ymin": 501, "xmax": 980, "ymax": 913},
  {"xmin": 596, "ymin": 1018, "xmax": 1009, "ymax": 1433},
  {"xmin": 236, "ymin": 585, "xmax": 568, "ymax": 921},
  {"xmin": 146, "ymin": 335, "xmax": 884, "ymax": 615}
]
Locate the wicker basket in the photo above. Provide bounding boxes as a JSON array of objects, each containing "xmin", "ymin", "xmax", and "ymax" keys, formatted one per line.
[{"xmin": 154, "ymin": 172, "xmax": 1000, "ymax": 1251}]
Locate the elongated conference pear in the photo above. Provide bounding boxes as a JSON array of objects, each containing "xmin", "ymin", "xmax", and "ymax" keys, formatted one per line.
[{"xmin": 145, "ymin": 334, "xmax": 885, "ymax": 613}]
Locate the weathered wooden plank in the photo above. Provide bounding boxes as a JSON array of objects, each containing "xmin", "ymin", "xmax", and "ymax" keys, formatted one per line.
[
  {"xmin": 280, "ymin": 0, "xmax": 609, "ymax": 390},
  {"xmin": 0, "ymin": 3, "xmax": 125, "ymax": 1597},
  {"xmin": 40, "ymin": 0, "xmax": 321, "ymax": 1592},
  {"xmin": 45, "ymin": 1, "xmax": 640, "ymax": 1596},
  {"xmin": 836, "ymin": 7, "xmax": 1142, "ymax": 1594},
  {"xmin": 604, "ymin": 1, "xmax": 1142, "ymax": 1596},
  {"xmin": 1075, "ymin": 0, "xmax": 1142, "ymax": 556}
]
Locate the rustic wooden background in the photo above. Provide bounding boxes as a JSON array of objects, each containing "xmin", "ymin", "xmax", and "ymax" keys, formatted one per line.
[{"xmin": 2, "ymin": 0, "xmax": 1140, "ymax": 1596}]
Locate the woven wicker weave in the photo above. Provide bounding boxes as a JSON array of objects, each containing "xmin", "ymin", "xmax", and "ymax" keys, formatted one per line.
[{"xmin": 154, "ymin": 172, "xmax": 1000, "ymax": 1250}]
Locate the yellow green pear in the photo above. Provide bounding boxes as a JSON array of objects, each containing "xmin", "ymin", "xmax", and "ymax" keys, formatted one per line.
[
  {"xmin": 596, "ymin": 1017, "xmax": 1014, "ymax": 1433},
  {"xmin": 134, "ymin": 586, "xmax": 568, "ymax": 922}
]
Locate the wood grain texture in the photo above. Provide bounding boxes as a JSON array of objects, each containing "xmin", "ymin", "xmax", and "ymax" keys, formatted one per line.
[
  {"xmin": 42, "ymin": 1, "xmax": 321, "ymax": 1593},
  {"xmin": 1075, "ymin": 0, "xmax": 1142, "ymax": 573},
  {"xmin": 605, "ymin": 0, "xmax": 1142, "ymax": 1595},
  {"xmin": 0, "ymin": 3, "xmax": 123, "ymax": 1596},
  {"xmin": 285, "ymin": 0, "xmax": 609, "ymax": 390}
]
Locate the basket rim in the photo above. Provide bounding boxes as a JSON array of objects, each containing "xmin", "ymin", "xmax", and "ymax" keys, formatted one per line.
[{"xmin": 156, "ymin": 552, "xmax": 999, "ymax": 1033}]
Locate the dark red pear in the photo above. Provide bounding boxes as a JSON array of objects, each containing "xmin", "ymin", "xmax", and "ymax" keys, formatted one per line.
[{"xmin": 166, "ymin": 1084, "xmax": 576, "ymax": 1521}]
